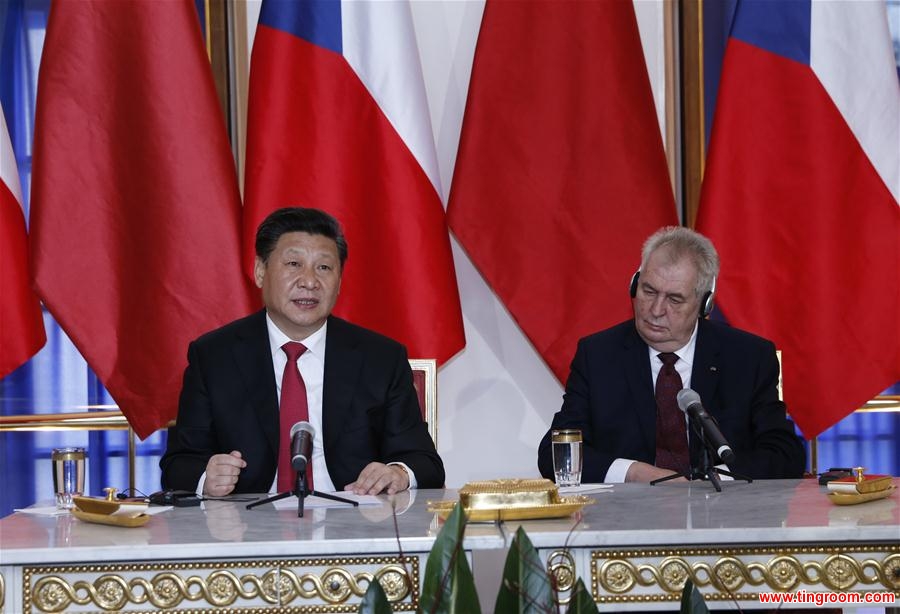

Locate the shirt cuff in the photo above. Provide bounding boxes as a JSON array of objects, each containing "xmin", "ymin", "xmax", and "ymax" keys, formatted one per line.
[
  {"xmin": 605, "ymin": 458, "xmax": 636, "ymax": 483},
  {"xmin": 388, "ymin": 462, "xmax": 417, "ymax": 489}
]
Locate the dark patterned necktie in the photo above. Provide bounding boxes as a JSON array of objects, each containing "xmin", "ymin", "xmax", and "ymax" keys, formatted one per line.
[
  {"xmin": 654, "ymin": 352, "xmax": 690, "ymax": 473},
  {"xmin": 278, "ymin": 342, "xmax": 312, "ymax": 492}
]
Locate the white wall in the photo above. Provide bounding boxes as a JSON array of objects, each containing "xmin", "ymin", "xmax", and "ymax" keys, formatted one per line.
[{"xmin": 244, "ymin": 1, "xmax": 669, "ymax": 488}]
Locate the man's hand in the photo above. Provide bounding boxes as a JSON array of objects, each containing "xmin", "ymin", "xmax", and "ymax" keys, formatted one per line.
[
  {"xmin": 625, "ymin": 461, "xmax": 688, "ymax": 483},
  {"xmin": 345, "ymin": 462, "xmax": 410, "ymax": 495},
  {"xmin": 202, "ymin": 451, "xmax": 247, "ymax": 496}
]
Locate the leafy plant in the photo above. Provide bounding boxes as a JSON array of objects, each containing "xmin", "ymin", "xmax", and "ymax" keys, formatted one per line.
[
  {"xmin": 494, "ymin": 527, "xmax": 554, "ymax": 613},
  {"xmin": 680, "ymin": 578, "xmax": 710, "ymax": 614},
  {"xmin": 418, "ymin": 502, "xmax": 482, "ymax": 614},
  {"xmin": 359, "ymin": 503, "xmax": 600, "ymax": 614}
]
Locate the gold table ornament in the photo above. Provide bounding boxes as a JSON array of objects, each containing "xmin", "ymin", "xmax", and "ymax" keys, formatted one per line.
[{"xmin": 428, "ymin": 478, "xmax": 594, "ymax": 521}]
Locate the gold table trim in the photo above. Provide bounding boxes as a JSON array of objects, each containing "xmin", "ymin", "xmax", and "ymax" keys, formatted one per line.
[
  {"xmin": 23, "ymin": 555, "xmax": 419, "ymax": 613},
  {"xmin": 590, "ymin": 544, "xmax": 900, "ymax": 604}
]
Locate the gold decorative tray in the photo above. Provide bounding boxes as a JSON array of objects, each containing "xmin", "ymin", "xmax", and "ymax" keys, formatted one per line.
[
  {"xmin": 827, "ymin": 484, "xmax": 896, "ymax": 506},
  {"xmin": 428, "ymin": 478, "xmax": 595, "ymax": 521},
  {"xmin": 71, "ymin": 508, "xmax": 151, "ymax": 528},
  {"xmin": 72, "ymin": 495, "xmax": 151, "ymax": 527}
]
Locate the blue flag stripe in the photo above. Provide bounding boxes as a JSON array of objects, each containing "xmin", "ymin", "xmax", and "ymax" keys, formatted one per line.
[
  {"xmin": 259, "ymin": 0, "xmax": 342, "ymax": 55},
  {"xmin": 730, "ymin": 0, "xmax": 811, "ymax": 66}
]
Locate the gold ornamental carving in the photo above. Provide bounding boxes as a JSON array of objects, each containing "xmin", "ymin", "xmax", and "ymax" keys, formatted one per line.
[
  {"xmin": 591, "ymin": 545, "xmax": 900, "ymax": 604},
  {"xmin": 24, "ymin": 556, "xmax": 418, "ymax": 613},
  {"xmin": 547, "ymin": 550, "xmax": 577, "ymax": 593}
]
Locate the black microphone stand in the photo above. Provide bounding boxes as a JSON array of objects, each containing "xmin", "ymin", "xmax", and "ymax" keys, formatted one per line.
[
  {"xmin": 651, "ymin": 418, "xmax": 751, "ymax": 491},
  {"xmin": 246, "ymin": 470, "xmax": 359, "ymax": 517}
]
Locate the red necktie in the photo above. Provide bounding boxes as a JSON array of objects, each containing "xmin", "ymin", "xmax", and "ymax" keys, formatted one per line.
[
  {"xmin": 278, "ymin": 342, "xmax": 312, "ymax": 492},
  {"xmin": 654, "ymin": 352, "xmax": 690, "ymax": 474}
]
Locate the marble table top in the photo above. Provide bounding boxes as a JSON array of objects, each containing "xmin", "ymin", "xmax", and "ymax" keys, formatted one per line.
[{"xmin": 1, "ymin": 479, "xmax": 896, "ymax": 566}]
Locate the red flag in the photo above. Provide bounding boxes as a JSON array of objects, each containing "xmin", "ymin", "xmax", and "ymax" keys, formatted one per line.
[
  {"xmin": 696, "ymin": 2, "xmax": 900, "ymax": 438},
  {"xmin": 1, "ymin": 105, "xmax": 45, "ymax": 378},
  {"xmin": 244, "ymin": 1, "xmax": 464, "ymax": 363},
  {"xmin": 30, "ymin": 0, "xmax": 254, "ymax": 438},
  {"xmin": 447, "ymin": 1, "xmax": 677, "ymax": 382}
]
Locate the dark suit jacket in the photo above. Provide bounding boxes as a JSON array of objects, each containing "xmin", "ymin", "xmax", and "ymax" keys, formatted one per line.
[
  {"xmin": 160, "ymin": 311, "xmax": 445, "ymax": 492},
  {"xmin": 537, "ymin": 319, "xmax": 806, "ymax": 481}
]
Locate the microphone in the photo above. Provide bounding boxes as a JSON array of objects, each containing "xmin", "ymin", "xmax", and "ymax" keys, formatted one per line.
[
  {"xmin": 676, "ymin": 389, "xmax": 735, "ymax": 464},
  {"xmin": 290, "ymin": 421, "xmax": 315, "ymax": 472}
]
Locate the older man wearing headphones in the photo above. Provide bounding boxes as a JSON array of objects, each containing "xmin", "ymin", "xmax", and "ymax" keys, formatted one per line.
[{"xmin": 538, "ymin": 226, "xmax": 806, "ymax": 483}]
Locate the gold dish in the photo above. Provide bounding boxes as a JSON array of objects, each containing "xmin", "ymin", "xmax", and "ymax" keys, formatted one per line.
[
  {"xmin": 428, "ymin": 478, "xmax": 595, "ymax": 521},
  {"xmin": 73, "ymin": 495, "xmax": 148, "ymax": 516},
  {"xmin": 428, "ymin": 496, "xmax": 594, "ymax": 521},
  {"xmin": 828, "ymin": 484, "xmax": 896, "ymax": 506},
  {"xmin": 71, "ymin": 508, "xmax": 151, "ymax": 528}
]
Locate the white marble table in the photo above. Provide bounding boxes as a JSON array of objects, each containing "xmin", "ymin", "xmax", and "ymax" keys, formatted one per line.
[
  {"xmin": 1, "ymin": 480, "xmax": 897, "ymax": 612},
  {"xmin": 505, "ymin": 479, "xmax": 900, "ymax": 611},
  {"xmin": 0, "ymin": 489, "xmax": 502, "ymax": 613}
]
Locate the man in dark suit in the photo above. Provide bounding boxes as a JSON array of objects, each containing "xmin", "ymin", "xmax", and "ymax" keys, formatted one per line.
[
  {"xmin": 538, "ymin": 226, "xmax": 805, "ymax": 483},
  {"xmin": 161, "ymin": 207, "xmax": 444, "ymax": 496}
]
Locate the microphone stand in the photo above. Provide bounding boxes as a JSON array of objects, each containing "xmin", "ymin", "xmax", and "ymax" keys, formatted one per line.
[
  {"xmin": 651, "ymin": 418, "xmax": 752, "ymax": 491},
  {"xmin": 247, "ymin": 470, "xmax": 359, "ymax": 517}
]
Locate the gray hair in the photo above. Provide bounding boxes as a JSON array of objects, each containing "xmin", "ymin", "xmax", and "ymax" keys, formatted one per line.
[{"xmin": 640, "ymin": 226, "xmax": 719, "ymax": 298}]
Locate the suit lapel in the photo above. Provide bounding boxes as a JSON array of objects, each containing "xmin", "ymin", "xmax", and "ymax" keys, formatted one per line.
[
  {"xmin": 233, "ymin": 310, "xmax": 279, "ymax": 457},
  {"xmin": 690, "ymin": 319, "xmax": 720, "ymax": 414},
  {"xmin": 322, "ymin": 317, "xmax": 363, "ymax": 454},
  {"xmin": 623, "ymin": 323, "xmax": 656, "ymax": 451}
]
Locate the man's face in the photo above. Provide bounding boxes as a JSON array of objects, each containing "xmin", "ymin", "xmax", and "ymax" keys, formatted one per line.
[
  {"xmin": 255, "ymin": 231, "xmax": 342, "ymax": 340},
  {"xmin": 632, "ymin": 248, "xmax": 702, "ymax": 352}
]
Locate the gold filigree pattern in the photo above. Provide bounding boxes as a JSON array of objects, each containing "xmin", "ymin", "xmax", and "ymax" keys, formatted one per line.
[
  {"xmin": 23, "ymin": 556, "xmax": 419, "ymax": 613},
  {"xmin": 591, "ymin": 545, "xmax": 900, "ymax": 604},
  {"xmin": 547, "ymin": 550, "xmax": 577, "ymax": 593}
]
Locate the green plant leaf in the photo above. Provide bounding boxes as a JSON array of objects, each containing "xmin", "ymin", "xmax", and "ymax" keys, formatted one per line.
[
  {"xmin": 419, "ymin": 503, "xmax": 482, "ymax": 614},
  {"xmin": 680, "ymin": 579, "xmax": 709, "ymax": 614},
  {"xmin": 359, "ymin": 579, "xmax": 392, "ymax": 614},
  {"xmin": 494, "ymin": 526, "xmax": 554, "ymax": 614},
  {"xmin": 566, "ymin": 578, "xmax": 599, "ymax": 614}
]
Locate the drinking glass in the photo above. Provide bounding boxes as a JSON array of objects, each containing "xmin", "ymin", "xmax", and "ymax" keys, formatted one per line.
[
  {"xmin": 551, "ymin": 429, "xmax": 583, "ymax": 487},
  {"xmin": 52, "ymin": 447, "xmax": 86, "ymax": 509}
]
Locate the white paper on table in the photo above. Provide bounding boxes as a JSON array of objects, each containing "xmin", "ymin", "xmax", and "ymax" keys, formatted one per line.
[
  {"xmin": 558, "ymin": 483, "xmax": 614, "ymax": 495},
  {"xmin": 271, "ymin": 491, "xmax": 381, "ymax": 511},
  {"xmin": 14, "ymin": 506, "xmax": 69, "ymax": 516}
]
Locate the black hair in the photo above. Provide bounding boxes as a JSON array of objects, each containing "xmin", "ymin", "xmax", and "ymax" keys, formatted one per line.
[{"xmin": 255, "ymin": 207, "xmax": 348, "ymax": 267}]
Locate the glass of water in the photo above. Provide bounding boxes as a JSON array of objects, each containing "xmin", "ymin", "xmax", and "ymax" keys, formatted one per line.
[
  {"xmin": 52, "ymin": 447, "xmax": 86, "ymax": 509},
  {"xmin": 551, "ymin": 429, "xmax": 583, "ymax": 487}
]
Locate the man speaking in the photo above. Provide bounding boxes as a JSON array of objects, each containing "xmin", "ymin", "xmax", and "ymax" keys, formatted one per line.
[{"xmin": 161, "ymin": 207, "xmax": 444, "ymax": 496}]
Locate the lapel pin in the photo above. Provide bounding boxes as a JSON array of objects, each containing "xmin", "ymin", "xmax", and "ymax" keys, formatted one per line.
[{"xmin": 710, "ymin": 366, "xmax": 718, "ymax": 373}]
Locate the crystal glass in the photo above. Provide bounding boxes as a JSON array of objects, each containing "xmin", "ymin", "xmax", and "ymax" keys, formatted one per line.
[
  {"xmin": 52, "ymin": 447, "xmax": 86, "ymax": 509},
  {"xmin": 551, "ymin": 429, "xmax": 583, "ymax": 487}
]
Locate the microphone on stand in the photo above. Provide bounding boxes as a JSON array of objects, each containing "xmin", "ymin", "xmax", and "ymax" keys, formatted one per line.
[
  {"xmin": 290, "ymin": 421, "xmax": 314, "ymax": 472},
  {"xmin": 676, "ymin": 389, "xmax": 735, "ymax": 464},
  {"xmin": 248, "ymin": 420, "xmax": 356, "ymax": 516}
]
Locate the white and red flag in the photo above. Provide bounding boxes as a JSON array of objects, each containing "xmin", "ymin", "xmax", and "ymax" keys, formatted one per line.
[
  {"xmin": 0, "ymin": 104, "xmax": 45, "ymax": 378},
  {"xmin": 697, "ymin": 0, "xmax": 900, "ymax": 438},
  {"xmin": 244, "ymin": 0, "xmax": 465, "ymax": 363}
]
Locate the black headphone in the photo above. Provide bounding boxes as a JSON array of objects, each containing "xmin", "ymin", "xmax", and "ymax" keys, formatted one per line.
[{"xmin": 629, "ymin": 270, "xmax": 716, "ymax": 319}]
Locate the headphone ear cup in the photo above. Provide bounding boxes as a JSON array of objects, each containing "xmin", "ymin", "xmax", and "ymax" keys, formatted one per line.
[
  {"xmin": 700, "ymin": 291, "xmax": 714, "ymax": 318},
  {"xmin": 629, "ymin": 271, "xmax": 640, "ymax": 298}
]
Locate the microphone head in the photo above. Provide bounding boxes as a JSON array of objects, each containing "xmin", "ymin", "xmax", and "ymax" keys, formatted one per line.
[
  {"xmin": 290, "ymin": 421, "xmax": 315, "ymax": 439},
  {"xmin": 676, "ymin": 388, "xmax": 701, "ymax": 412}
]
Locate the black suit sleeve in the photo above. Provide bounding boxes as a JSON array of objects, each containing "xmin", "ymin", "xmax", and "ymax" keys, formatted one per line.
[
  {"xmin": 160, "ymin": 335, "xmax": 277, "ymax": 494},
  {"xmin": 538, "ymin": 337, "xmax": 619, "ymax": 483},
  {"xmin": 160, "ymin": 340, "xmax": 218, "ymax": 492},
  {"xmin": 720, "ymin": 339, "xmax": 806, "ymax": 479},
  {"xmin": 376, "ymin": 350, "xmax": 445, "ymax": 489}
]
